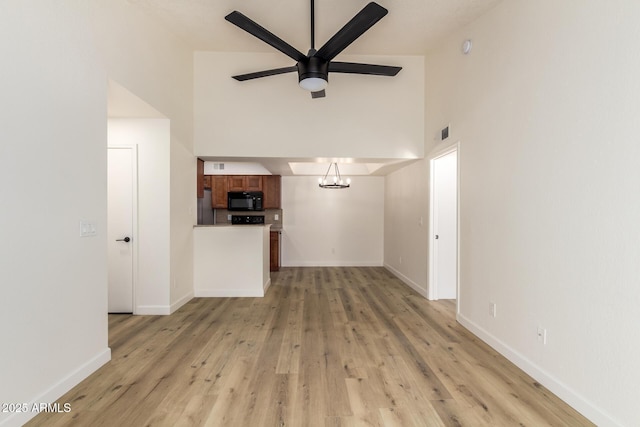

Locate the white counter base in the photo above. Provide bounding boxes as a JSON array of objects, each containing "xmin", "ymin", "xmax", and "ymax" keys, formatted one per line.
[{"xmin": 193, "ymin": 225, "xmax": 271, "ymax": 297}]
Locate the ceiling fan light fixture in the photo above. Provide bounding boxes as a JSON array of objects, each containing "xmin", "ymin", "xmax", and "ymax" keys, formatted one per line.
[
  {"xmin": 298, "ymin": 56, "xmax": 329, "ymax": 92},
  {"xmin": 299, "ymin": 77, "xmax": 328, "ymax": 92}
]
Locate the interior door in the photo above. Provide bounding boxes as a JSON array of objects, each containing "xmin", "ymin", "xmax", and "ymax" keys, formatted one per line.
[
  {"xmin": 108, "ymin": 147, "xmax": 135, "ymax": 313},
  {"xmin": 432, "ymin": 149, "xmax": 458, "ymax": 299}
]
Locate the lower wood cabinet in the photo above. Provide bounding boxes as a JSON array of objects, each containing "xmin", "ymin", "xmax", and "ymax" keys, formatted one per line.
[{"xmin": 270, "ymin": 231, "xmax": 280, "ymax": 272}]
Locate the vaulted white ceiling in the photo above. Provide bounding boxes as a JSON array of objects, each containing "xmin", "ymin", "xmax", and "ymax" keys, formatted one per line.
[
  {"xmin": 122, "ymin": 0, "xmax": 503, "ymax": 175},
  {"xmin": 127, "ymin": 0, "xmax": 502, "ymax": 55}
]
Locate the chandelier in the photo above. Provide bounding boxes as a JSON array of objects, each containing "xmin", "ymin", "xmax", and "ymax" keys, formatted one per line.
[{"xmin": 318, "ymin": 163, "xmax": 351, "ymax": 189}]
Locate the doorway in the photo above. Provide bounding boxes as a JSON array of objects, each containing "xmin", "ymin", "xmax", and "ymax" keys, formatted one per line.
[
  {"xmin": 107, "ymin": 146, "xmax": 137, "ymax": 313},
  {"xmin": 429, "ymin": 145, "xmax": 458, "ymax": 301}
]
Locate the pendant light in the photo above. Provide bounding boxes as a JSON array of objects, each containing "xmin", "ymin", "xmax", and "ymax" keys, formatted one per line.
[{"xmin": 318, "ymin": 163, "xmax": 350, "ymax": 189}]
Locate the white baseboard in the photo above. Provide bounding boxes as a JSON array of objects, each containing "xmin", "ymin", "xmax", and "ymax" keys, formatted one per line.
[
  {"xmin": 383, "ymin": 263, "xmax": 429, "ymax": 299},
  {"xmin": 457, "ymin": 313, "xmax": 621, "ymax": 427},
  {"xmin": 195, "ymin": 289, "xmax": 265, "ymax": 297},
  {"xmin": 263, "ymin": 278, "xmax": 271, "ymax": 293},
  {"xmin": 135, "ymin": 305, "xmax": 171, "ymax": 315},
  {"xmin": 281, "ymin": 261, "xmax": 384, "ymax": 267},
  {"xmin": 0, "ymin": 348, "xmax": 111, "ymax": 427},
  {"xmin": 170, "ymin": 291, "xmax": 193, "ymax": 314}
]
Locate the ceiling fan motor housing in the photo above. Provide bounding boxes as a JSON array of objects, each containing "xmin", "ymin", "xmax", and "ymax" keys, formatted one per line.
[{"xmin": 298, "ymin": 56, "xmax": 329, "ymax": 83}]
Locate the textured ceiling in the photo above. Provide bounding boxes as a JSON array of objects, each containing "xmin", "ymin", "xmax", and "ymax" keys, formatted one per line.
[{"xmin": 127, "ymin": 0, "xmax": 502, "ymax": 55}]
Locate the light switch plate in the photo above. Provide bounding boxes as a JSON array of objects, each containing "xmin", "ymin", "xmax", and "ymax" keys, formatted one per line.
[{"xmin": 80, "ymin": 220, "xmax": 97, "ymax": 237}]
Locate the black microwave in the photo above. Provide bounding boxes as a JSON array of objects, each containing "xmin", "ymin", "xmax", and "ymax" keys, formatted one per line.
[{"xmin": 228, "ymin": 191, "xmax": 263, "ymax": 211}]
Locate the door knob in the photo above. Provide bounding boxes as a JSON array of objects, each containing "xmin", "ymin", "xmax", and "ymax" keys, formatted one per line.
[
  {"xmin": 435, "ymin": 235, "xmax": 439, "ymax": 239},
  {"xmin": 116, "ymin": 237, "xmax": 131, "ymax": 242}
]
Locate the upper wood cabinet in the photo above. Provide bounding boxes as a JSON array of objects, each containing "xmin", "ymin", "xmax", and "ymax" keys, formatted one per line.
[
  {"xmin": 197, "ymin": 158, "xmax": 205, "ymax": 198},
  {"xmin": 245, "ymin": 175, "xmax": 263, "ymax": 191},
  {"xmin": 263, "ymin": 175, "xmax": 281, "ymax": 209},
  {"xmin": 228, "ymin": 175, "xmax": 263, "ymax": 192},
  {"xmin": 203, "ymin": 173, "xmax": 280, "ymax": 209},
  {"xmin": 211, "ymin": 175, "xmax": 228, "ymax": 208},
  {"xmin": 227, "ymin": 176, "xmax": 246, "ymax": 192}
]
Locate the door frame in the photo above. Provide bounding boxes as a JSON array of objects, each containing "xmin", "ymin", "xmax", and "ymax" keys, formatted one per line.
[
  {"xmin": 107, "ymin": 145, "xmax": 139, "ymax": 314},
  {"xmin": 428, "ymin": 142, "xmax": 460, "ymax": 309}
]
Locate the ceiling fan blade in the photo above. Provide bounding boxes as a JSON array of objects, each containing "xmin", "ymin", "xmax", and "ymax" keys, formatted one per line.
[
  {"xmin": 315, "ymin": 2, "xmax": 388, "ymax": 61},
  {"xmin": 329, "ymin": 61, "xmax": 401, "ymax": 76},
  {"xmin": 311, "ymin": 90, "xmax": 326, "ymax": 99},
  {"xmin": 232, "ymin": 66, "xmax": 298, "ymax": 81},
  {"xmin": 225, "ymin": 11, "xmax": 306, "ymax": 62}
]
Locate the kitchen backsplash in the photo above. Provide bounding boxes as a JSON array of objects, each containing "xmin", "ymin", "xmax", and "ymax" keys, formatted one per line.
[{"xmin": 215, "ymin": 209, "xmax": 283, "ymax": 226}]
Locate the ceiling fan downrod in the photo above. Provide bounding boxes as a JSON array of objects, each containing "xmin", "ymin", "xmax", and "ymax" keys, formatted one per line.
[{"xmin": 310, "ymin": 0, "xmax": 315, "ymax": 51}]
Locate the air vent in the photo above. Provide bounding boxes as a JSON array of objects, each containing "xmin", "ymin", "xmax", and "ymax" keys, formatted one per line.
[
  {"xmin": 213, "ymin": 163, "xmax": 225, "ymax": 170},
  {"xmin": 441, "ymin": 126, "xmax": 449, "ymax": 140}
]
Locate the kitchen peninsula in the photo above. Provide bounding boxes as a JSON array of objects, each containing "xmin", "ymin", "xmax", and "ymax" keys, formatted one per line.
[
  {"xmin": 193, "ymin": 223, "xmax": 272, "ymax": 297},
  {"xmin": 194, "ymin": 160, "xmax": 282, "ymax": 297}
]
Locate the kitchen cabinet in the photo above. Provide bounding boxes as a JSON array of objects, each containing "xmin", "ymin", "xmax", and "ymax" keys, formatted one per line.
[
  {"xmin": 270, "ymin": 231, "xmax": 280, "ymax": 272},
  {"xmin": 227, "ymin": 176, "xmax": 245, "ymax": 192},
  {"xmin": 228, "ymin": 175, "xmax": 263, "ymax": 192},
  {"xmin": 211, "ymin": 175, "xmax": 228, "ymax": 208},
  {"xmin": 246, "ymin": 176, "xmax": 263, "ymax": 191},
  {"xmin": 263, "ymin": 175, "xmax": 281, "ymax": 209},
  {"xmin": 205, "ymin": 174, "xmax": 278, "ymax": 209},
  {"xmin": 197, "ymin": 158, "xmax": 205, "ymax": 198}
]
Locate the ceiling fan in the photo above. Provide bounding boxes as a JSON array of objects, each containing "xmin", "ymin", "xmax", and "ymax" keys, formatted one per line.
[{"xmin": 225, "ymin": 0, "xmax": 402, "ymax": 98}]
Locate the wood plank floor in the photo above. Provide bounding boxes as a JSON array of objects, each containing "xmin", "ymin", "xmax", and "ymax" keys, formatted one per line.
[{"xmin": 27, "ymin": 267, "xmax": 593, "ymax": 426}]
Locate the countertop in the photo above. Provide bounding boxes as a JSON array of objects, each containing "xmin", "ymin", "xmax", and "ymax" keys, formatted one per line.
[{"xmin": 194, "ymin": 224, "xmax": 282, "ymax": 231}]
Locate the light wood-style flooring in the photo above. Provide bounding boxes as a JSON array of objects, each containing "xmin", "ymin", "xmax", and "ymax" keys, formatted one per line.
[{"xmin": 27, "ymin": 267, "xmax": 593, "ymax": 426}]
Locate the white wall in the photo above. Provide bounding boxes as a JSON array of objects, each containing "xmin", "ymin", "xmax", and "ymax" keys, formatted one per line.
[
  {"xmin": 95, "ymin": 0, "xmax": 196, "ymax": 315},
  {"xmin": 108, "ymin": 119, "xmax": 172, "ymax": 314},
  {"xmin": 170, "ymin": 140, "xmax": 196, "ymax": 311},
  {"xmin": 282, "ymin": 176, "xmax": 384, "ymax": 266},
  {"xmin": 406, "ymin": 1, "xmax": 640, "ymax": 425},
  {"xmin": 384, "ymin": 159, "xmax": 430, "ymax": 296},
  {"xmin": 90, "ymin": 0, "xmax": 194, "ymax": 146},
  {"xmin": 0, "ymin": 3, "xmax": 110, "ymax": 426},
  {"xmin": 194, "ymin": 226, "xmax": 271, "ymax": 297},
  {"xmin": 194, "ymin": 52, "xmax": 424, "ymax": 160}
]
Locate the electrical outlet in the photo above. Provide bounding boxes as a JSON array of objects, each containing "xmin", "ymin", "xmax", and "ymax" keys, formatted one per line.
[
  {"xmin": 537, "ymin": 326, "xmax": 547, "ymax": 345},
  {"xmin": 274, "ymin": 214, "xmax": 279, "ymax": 221},
  {"xmin": 490, "ymin": 302, "xmax": 497, "ymax": 318}
]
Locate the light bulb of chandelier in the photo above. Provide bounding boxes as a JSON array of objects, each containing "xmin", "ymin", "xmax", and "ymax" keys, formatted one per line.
[
  {"xmin": 333, "ymin": 176, "xmax": 337, "ymax": 183},
  {"xmin": 346, "ymin": 178, "xmax": 351, "ymax": 185}
]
